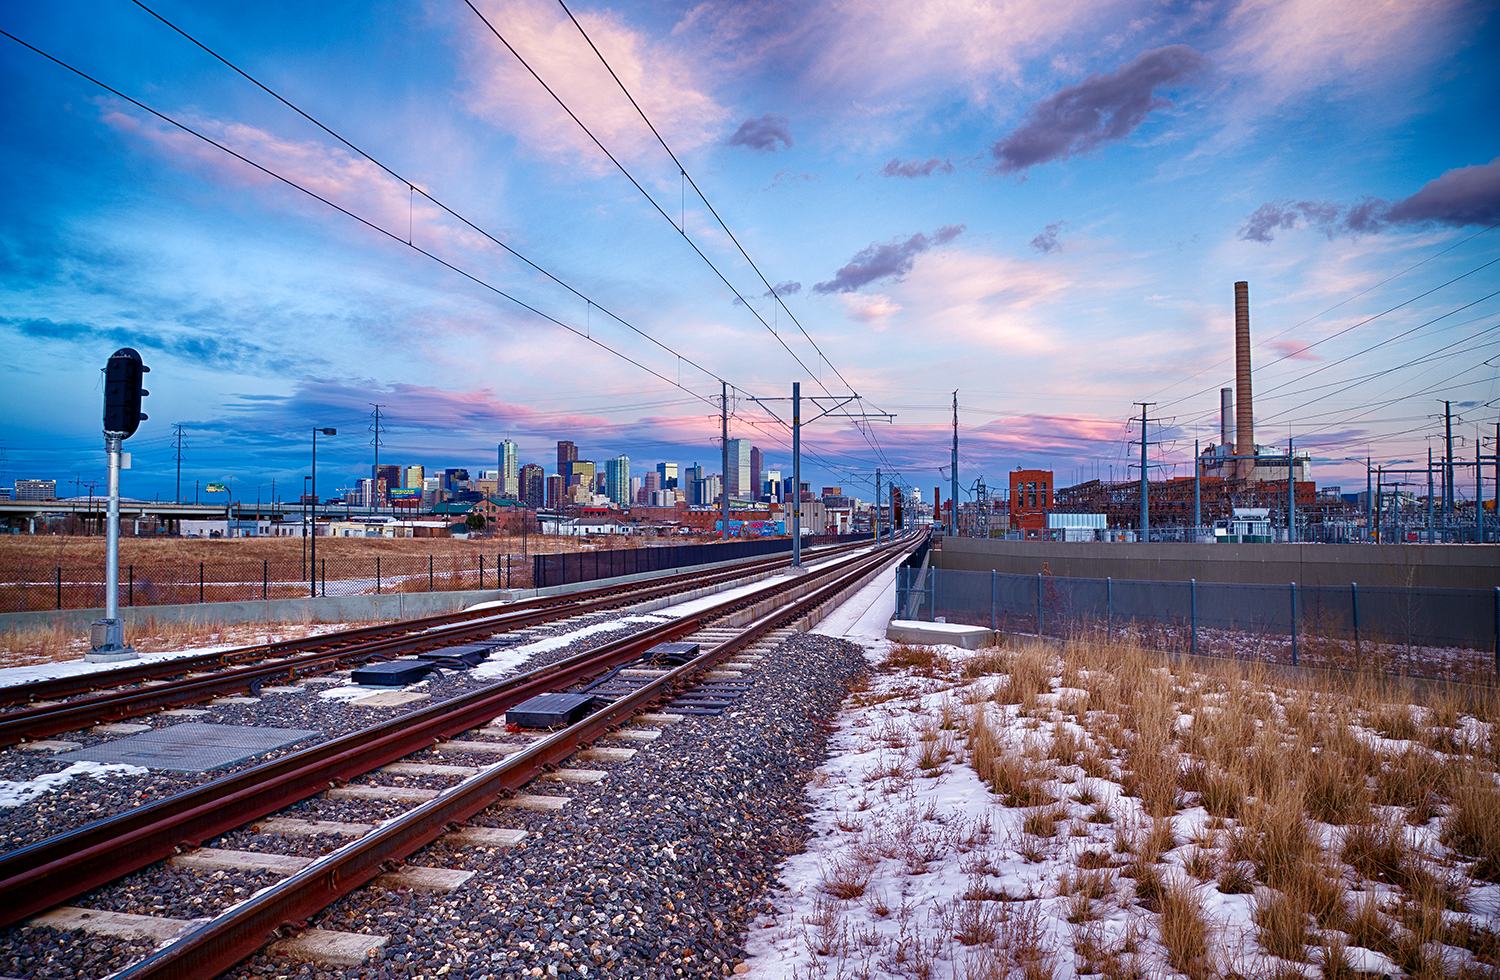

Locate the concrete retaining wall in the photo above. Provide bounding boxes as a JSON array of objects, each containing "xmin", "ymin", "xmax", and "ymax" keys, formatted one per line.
[{"xmin": 937, "ymin": 537, "xmax": 1499, "ymax": 589}]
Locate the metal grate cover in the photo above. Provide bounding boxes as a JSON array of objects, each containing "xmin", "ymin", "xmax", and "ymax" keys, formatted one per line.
[{"xmin": 57, "ymin": 723, "xmax": 321, "ymax": 772}]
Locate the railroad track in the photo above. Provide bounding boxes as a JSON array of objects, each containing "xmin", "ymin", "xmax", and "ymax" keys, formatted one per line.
[
  {"xmin": 0, "ymin": 536, "xmax": 912, "ymax": 979},
  {"xmin": 0, "ymin": 540, "xmax": 872, "ymax": 747}
]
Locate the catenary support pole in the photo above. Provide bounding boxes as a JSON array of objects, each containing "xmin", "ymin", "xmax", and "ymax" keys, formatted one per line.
[
  {"xmin": 1428, "ymin": 449, "xmax": 1435, "ymax": 544},
  {"xmin": 792, "ymin": 382, "xmax": 802, "ymax": 568},
  {"xmin": 721, "ymin": 381, "xmax": 730, "ymax": 541},
  {"xmin": 875, "ymin": 468, "xmax": 882, "ymax": 543}
]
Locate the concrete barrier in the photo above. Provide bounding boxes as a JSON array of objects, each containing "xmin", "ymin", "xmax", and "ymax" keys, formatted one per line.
[{"xmin": 938, "ymin": 537, "xmax": 1500, "ymax": 589}]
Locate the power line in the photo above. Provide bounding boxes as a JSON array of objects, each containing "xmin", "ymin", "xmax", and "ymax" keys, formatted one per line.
[
  {"xmin": 460, "ymin": 0, "xmax": 829, "ymax": 394},
  {"xmin": 125, "ymin": 0, "xmax": 734, "ymax": 401},
  {"xmin": 0, "ymin": 27, "xmax": 735, "ymax": 415}
]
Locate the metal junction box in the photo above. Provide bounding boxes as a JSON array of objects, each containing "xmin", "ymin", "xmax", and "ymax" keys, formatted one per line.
[
  {"xmin": 645, "ymin": 642, "xmax": 700, "ymax": 664},
  {"xmin": 416, "ymin": 644, "xmax": 492, "ymax": 667},
  {"xmin": 506, "ymin": 692, "xmax": 599, "ymax": 729},
  {"xmin": 350, "ymin": 660, "xmax": 435, "ymax": 686}
]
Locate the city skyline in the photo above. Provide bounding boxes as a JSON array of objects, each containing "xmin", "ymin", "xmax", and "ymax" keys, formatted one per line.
[{"xmin": 2, "ymin": 0, "xmax": 1497, "ymax": 505}]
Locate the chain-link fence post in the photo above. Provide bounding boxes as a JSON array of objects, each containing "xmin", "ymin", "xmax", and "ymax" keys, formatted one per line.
[
  {"xmin": 1289, "ymin": 580, "xmax": 1298, "ymax": 667},
  {"xmin": 1351, "ymin": 582, "xmax": 1360, "ymax": 668},
  {"xmin": 1106, "ymin": 577, "xmax": 1112, "ymax": 642},
  {"xmin": 1036, "ymin": 572, "xmax": 1043, "ymax": 637},
  {"xmin": 1190, "ymin": 578, "xmax": 1197, "ymax": 657}
]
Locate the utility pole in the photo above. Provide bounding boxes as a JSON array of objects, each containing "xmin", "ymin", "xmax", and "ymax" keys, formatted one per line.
[
  {"xmin": 172, "ymin": 423, "xmax": 186, "ymax": 503},
  {"xmin": 1193, "ymin": 439, "xmax": 1201, "ymax": 539},
  {"xmin": 721, "ymin": 381, "xmax": 730, "ymax": 540},
  {"xmin": 370, "ymin": 403, "xmax": 384, "ymax": 515},
  {"xmin": 950, "ymin": 392, "xmax": 959, "ymax": 537},
  {"xmin": 1130, "ymin": 402, "xmax": 1156, "ymax": 541},
  {"xmin": 875, "ymin": 467, "xmax": 881, "ymax": 542},
  {"xmin": 1287, "ymin": 436, "xmax": 1296, "ymax": 543},
  {"xmin": 1427, "ymin": 448, "xmax": 1435, "ymax": 544},
  {"xmin": 1365, "ymin": 457, "xmax": 1372, "ymax": 543},
  {"xmin": 1444, "ymin": 400, "xmax": 1454, "ymax": 517}
]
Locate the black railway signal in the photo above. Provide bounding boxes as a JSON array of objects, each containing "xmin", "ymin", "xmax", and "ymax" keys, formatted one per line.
[{"xmin": 103, "ymin": 347, "xmax": 150, "ymax": 437}]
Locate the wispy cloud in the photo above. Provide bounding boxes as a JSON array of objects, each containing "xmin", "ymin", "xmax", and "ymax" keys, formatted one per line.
[
  {"xmin": 2, "ymin": 316, "xmax": 316, "ymax": 374},
  {"xmin": 813, "ymin": 225, "xmax": 965, "ymax": 294},
  {"xmin": 1030, "ymin": 221, "xmax": 1066, "ymax": 254},
  {"xmin": 457, "ymin": 0, "xmax": 726, "ymax": 170},
  {"xmin": 991, "ymin": 45, "xmax": 1208, "ymax": 173},
  {"xmin": 1239, "ymin": 157, "xmax": 1500, "ymax": 242},
  {"xmin": 727, "ymin": 112, "xmax": 793, "ymax": 152},
  {"xmin": 880, "ymin": 157, "xmax": 953, "ymax": 178}
]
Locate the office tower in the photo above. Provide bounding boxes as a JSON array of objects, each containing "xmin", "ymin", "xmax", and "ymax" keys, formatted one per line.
[
  {"xmin": 404, "ymin": 465, "xmax": 425, "ymax": 489},
  {"xmin": 372, "ymin": 465, "xmax": 400, "ymax": 505},
  {"xmin": 556, "ymin": 441, "xmax": 577, "ymax": 481},
  {"xmin": 765, "ymin": 469, "xmax": 782, "ymax": 503},
  {"xmin": 545, "ymin": 474, "xmax": 565, "ymax": 508},
  {"xmin": 749, "ymin": 448, "xmax": 763, "ymax": 501},
  {"xmin": 520, "ymin": 463, "xmax": 545, "ymax": 508},
  {"xmin": 569, "ymin": 460, "xmax": 596, "ymax": 490},
  {"xmin": 704, "ymin": 474, "xmax": 723, "ymax": 505},
  {"xmin": 605, "ymin": 455, "xmax": 631, "ymax": 506},
  {"xmin": 656, "ymin": 461, "xmax": 678, "ymax": 490},
  {"xmin": 725, "ymin": 439, "xmax": 752, "ymax": 499},
  {"xmin": 442, "ymin": 468, "xmax": 469, "ymax": 493},
  {"xmin": 498, "ymin": 440, "xmax": 520, "ymax": 498}
]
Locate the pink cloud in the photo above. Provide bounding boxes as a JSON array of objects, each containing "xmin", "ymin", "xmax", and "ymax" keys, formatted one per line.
[
  {"xmin": 100, "ymin": 105, "xmax": 493, "ymax": 257},
  {"xmin": 456, "ymin": 0, "xmax": 728, "ymax": 171}
]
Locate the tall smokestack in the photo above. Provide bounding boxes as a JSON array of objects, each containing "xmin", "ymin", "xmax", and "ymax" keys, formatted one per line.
[
  {"xmin": 1234, "ymin": 281, "xmax": 1253, "ymax": 479},
  {"xmin": 1220, "ymin": 388, "xmax": 1233, "ymax": 448}
]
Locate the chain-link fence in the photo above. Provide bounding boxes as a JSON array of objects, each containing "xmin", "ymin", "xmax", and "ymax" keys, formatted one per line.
[
  {"xmin": 1, "ymin": 551, "xmax": 534, "ymax": 613},
  {"xmin": 533, "ymin": 533, "xmax": 874, "ymax": 587},
  {"xmin": 897, "ymin": 566, "xmax": 1500, "ymax": 684}
]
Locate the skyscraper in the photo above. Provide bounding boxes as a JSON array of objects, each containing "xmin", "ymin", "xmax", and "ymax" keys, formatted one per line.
[
  {"xmin": 656, "ymin": 461, "xmax": 678, "ymax": 490},
  {"xmin": 498, "ymin": 440, "xmax": 520, "ymax": 498},
  {"xmin": 569, "ymin": 460, "xmax": 596, "ymax": 490},
  {"xmin": 749, "ymin": 447, "xmax": 763, "ymax": 502},
  {"xmin": 520, "ymin": 463, "xmax": 544, "ymax": 508},
  {"xmin": 605, "ymin": 456, "xmax": 631, "ymax": 507},
  {"xmin": 725, "ymin": 439, "xmax": 752, "ymax": 500},
  {"xmin": 404, "ymin": 465, "xmax": 425, "ymax": 489},
  {"xmin": 556, "ymin": 441, "xmax": 577, "ymax": 481}
]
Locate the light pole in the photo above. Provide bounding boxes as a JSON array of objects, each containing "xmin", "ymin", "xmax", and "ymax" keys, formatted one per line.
[{"xmin": 311, "ymin": 427, "xmax": 336, "ymax": 598}]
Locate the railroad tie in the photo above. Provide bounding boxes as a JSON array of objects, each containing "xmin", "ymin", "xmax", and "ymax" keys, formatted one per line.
[
  {"xmin": 325, "ymin": 784, "xmax": 439, "ymax": 802},
  {"xmin": 30, "ymin": 907, "xmax": 208, "ymax": 945},
  {"xmin": 253, "ymin": 817, "xmax": 373, "ymax": 837},
  {"xmin": 444, "ymin": 826, "xmax": 527, "ymax": 848},
  {"xmin": 269, "ymin": 928, "xmax": 389, "ymax": 966},
  {"xmin": 498, "ymin": 793, "xmax": 570, "ymax": 811}
]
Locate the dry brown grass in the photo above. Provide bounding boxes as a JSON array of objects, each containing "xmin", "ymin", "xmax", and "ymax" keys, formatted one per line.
[
  {"xmin": 0, "ymin": 615, "xmax": 379, "ymax": 666},
  {"xmin": 1159, "ymin": 880, "xmax": 1213, "ymax": 979}
]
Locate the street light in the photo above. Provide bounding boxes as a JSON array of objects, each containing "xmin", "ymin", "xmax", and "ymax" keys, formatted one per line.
[{"xmin": 311, "ymin": 427, "xmax": 337, "ymax": 598}]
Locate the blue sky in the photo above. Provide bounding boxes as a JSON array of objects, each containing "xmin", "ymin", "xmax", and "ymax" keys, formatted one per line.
[{"xmin": 2, "ymin": 0, "xmax": 1498, "ymax": 506}]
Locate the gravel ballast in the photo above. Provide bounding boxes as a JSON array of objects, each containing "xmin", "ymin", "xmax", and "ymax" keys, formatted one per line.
[{"xmin": 0, "ymin": 627, "xmax": 869, "ymax": 979}]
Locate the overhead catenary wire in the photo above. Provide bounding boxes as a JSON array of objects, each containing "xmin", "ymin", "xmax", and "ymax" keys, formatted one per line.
[
  {"xmin": 126, "ymin": 0, "xmax": 734, "ymax": 403},
  {"xmin": 0, "ymin": 29, "xmax": 742, "ymax": 420},
  {"xmin": 463, "ymin": 0, "xmax": 903, "ymax": 476}
]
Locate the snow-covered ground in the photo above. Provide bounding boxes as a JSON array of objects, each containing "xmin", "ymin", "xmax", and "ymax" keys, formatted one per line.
[{"xmin": 741, "ymin": 568, "xmax": 1500, "ymax": 979}]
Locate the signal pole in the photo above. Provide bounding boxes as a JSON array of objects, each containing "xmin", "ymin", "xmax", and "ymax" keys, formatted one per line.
[{"xmin": 91, "ymin": 348, "xmax": 149, "ymax": 662}]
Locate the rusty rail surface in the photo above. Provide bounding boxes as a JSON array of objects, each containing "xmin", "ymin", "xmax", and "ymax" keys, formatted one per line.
[
  {"xmin": 0, "ymin": 543, "xmax": 856, "ymax": 708},
  {"xmin": 0, "ymin": 541, "xmax": 903, "ymax": 930},
  {"xmin": 109, "ymin": 541, "xmax": 907, "ymax": 980}
]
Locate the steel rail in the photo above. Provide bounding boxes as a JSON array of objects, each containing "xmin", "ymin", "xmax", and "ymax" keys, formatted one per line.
[
  {"xmin": 106, "ymin": 542, "xmax": 906, "ymax": 980},
  {"xmin": 1, "ymin": 544, "xmax": 857, "ymax": 708},
  {"xmin": 0, "ymin": 543, "xmax": 897, "ymax": 927},
  {"xmin": 0, "ymin": 544, "xmax": 863, "ymax": 746}
]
